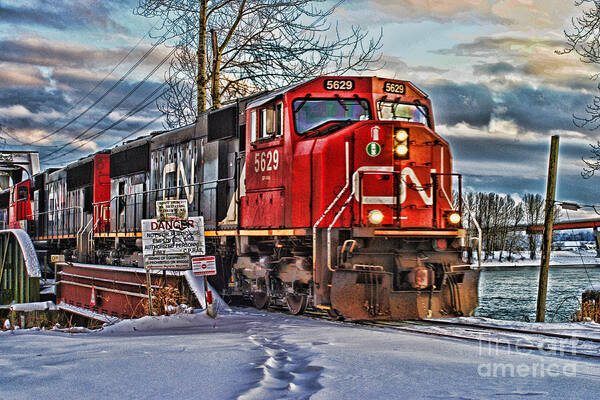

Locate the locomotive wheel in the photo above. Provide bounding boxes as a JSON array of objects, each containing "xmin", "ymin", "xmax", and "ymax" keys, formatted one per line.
[
  {"xmin": 327, "ymin": 307, "xmax": 345, "ymax": 321},
  {"xmin": 286, "ymin": 294, "xmax": 307, "ymax": 315},
  {"xmin": 252, "ymin": 292, "xmax": 270, "ymax": 309}
]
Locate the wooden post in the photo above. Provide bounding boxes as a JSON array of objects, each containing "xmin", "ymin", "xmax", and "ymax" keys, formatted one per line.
[
  {"xmin": 536, "ymin": 135, "xmax": 560, "ymax": 322},
  {"xmin": 146, "ymin": 269, "xmax": 154, "ymax": 316}
]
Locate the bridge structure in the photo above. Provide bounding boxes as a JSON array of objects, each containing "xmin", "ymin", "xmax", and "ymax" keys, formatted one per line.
[
  {"xmin": 526, "ymin": 218, "xmax": 600, "ymax": 257},
  {"xmin": 0, "ymin": 151, "xmax": 40, "ymax": 190},
  {"xmin": 0, "ymin": 229, "xmax": 42, "ymax": 305}
]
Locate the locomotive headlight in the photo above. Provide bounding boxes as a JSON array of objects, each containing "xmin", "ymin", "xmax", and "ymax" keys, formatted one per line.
[
  {"xmin": 393, "ymin": 128, "xmax": 409, "ymax": 159},
  {"xmin": 447, "ymin": 212, "xmax": 461, "ymax": 225},
  {"xmin": 395, "ymin": 129, "xmax": 409, "ymax": 142},
  {"xmin": 368, "ymin": 209, "xmax": 385, "ymax": 225},
  {"xmin": 395, "ymin": 144, "xmax": 409, "ymax": 156}
]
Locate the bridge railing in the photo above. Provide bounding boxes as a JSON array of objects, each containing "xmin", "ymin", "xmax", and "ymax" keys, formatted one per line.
[{"xmin": 0, "ymin": 229, "xmax": 42, "ymax": 305}]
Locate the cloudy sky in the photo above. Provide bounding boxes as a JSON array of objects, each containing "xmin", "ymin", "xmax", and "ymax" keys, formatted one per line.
[{"xmin": 0, "ymin": 0, "xmax": 599, "ymax": 210}]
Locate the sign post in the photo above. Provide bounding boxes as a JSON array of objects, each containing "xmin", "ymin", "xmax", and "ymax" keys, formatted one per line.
[
  {"xmin": 145, "ymin": 269, "xmax": 154, "ymax": 316},
  {"xmin": 192, "ymin": 255, "xmax": 217, "ymax": 318}
]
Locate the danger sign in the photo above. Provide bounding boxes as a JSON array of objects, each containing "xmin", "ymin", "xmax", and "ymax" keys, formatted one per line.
[{"xmin": 192, "ymin": 256, "xmax": 217, "ymax": 276}]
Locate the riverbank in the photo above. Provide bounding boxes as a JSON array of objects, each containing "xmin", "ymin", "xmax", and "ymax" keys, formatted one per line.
[{"xmin": 475, "ymin": 250, "xmax": 599, "ymax": 268}]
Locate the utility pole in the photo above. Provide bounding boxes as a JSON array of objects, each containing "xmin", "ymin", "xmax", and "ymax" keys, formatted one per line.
[{"xmin": 536, "ymin": 135, "xmax": 559, "ymax": 322}]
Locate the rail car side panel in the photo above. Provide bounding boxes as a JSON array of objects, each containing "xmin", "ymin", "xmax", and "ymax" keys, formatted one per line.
[
  {"xmin": 9, "ymin": 180, "xmax": 32, "ymax": 230},
  {"xmin": 93, "ymin": 154, "xmax": 111, "ymax": 232},
  {"xmin": 310, "ymin": 135, "xmax": 352, "ymax": 228},
  {"xmin": 290, "ymin": 141, "xmax": 314, "ymax": 227},
  {"xmin": 242, "ymin": 102, "xmax": 290, "ymax": 228},
  {"xmin": 46, "ymin": 170, "xmax": 67, "ymax": 237}
]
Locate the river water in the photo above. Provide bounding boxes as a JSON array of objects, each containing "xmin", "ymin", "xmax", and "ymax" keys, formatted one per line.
[{"xmin": 475, "ymin": 265, "xmax": 600, "ymax": 322}]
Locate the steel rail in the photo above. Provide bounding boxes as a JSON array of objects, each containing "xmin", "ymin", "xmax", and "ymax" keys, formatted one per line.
[
  {"xmin": 356, "ymin": 320, "xmax": 600, "ymax": 360},
  {"xmin": 414, "ymin": 319, "xmax": 600, "ymax": 343}
]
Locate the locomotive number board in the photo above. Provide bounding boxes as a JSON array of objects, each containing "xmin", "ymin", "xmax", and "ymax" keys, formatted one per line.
[
  {"xmin": 324, "ymin": 79, "xmax": 355, "ymax": 91},
  {"xmin": 383, "ymin": 81, "xmax": 406, "ymax": 95}
]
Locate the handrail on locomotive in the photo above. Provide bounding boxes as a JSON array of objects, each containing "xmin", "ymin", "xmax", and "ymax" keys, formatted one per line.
[{"xmin": 92, "ymin": 176, "xmax": 237, "ymax": 234}]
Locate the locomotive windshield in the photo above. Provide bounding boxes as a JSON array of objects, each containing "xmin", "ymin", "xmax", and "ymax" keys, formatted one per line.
[
  {"xmin": 293, "ymin": 98, "xmax": 370, "ymax": 135},
  {"xmin": 378, "ymin": 100, "xmax": 430, "ymax": 127}
]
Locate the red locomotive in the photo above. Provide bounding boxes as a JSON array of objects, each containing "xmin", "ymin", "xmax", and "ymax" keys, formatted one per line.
[{"xmin": 2, "ymin": 76, "xmax": 479, "ymax": 320}]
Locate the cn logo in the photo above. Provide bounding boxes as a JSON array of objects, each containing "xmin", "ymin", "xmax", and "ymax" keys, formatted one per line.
[
  {"xmin": 352, "ymin": 166, "xmax": 434, "ymax": 206},
  {"xmin": 366, "ymin": 142, "xmax": 381, "ymax": 157}
]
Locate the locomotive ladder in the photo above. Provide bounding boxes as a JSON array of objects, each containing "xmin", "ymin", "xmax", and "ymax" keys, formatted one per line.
[{"xmin": 0, "ymin": 229, "xmax": 42, "ymax": 305}]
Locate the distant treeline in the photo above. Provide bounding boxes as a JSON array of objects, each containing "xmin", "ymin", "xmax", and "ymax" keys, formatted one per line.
[
  {"xmin": 554, "ymin": 231, "xmax": 596, "ymax": 241},
  {"xmin": 462, "ymin": 192, "xmax": 562, "ymax": 261}
]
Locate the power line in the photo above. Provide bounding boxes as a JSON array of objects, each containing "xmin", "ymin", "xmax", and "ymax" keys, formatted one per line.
[
  {"xmin": 31, "ymin": 25, "xmax": 174, "ymax": 145},
  {"xmin": 41, "ymin": 46, "xmax": 177, "ymax": 161},
  {"xmin": 111, "ymin": 114, "xmax": 163, "ymax": 146},
  {"xmin": 48, "ymin": 82, "xmax": 168, "ymax": 163},
  {"xmin": 53, "ymin": 114, "xmax": 164, "ymax": 166},
  {"xmin": 564, "ymin": 209, "xmax": 593, "ymax": 287},
  {"xmin": 0, "ymin": 125, "xmax": 27, "ymax": 145},
  {"xmin": 34, "ymin": 28, "xmax": 153, "ymax": 139}
]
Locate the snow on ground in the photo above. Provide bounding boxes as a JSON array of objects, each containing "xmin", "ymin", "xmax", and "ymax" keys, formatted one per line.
[
  {"xmin": 476, "ymin": 249, "xmax": 599, "ymax": 267},
  {"xmin": 2, "ymin": 309, "xmax": 600, "ymax": 399}
]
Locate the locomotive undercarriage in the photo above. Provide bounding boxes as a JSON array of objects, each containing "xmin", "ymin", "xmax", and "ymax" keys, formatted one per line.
[
  {"xmin": 225, "ymin": 231, "xmax": 479, "ymax": 320},
  {"xmin": 321, "ymin": 231, "xmax": 479, "ymax": 320},
  {"xmin": 229, "ymin": 236, "xmax": 315, "ymax": 315}
]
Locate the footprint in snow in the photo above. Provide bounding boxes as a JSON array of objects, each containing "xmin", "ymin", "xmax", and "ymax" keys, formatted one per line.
[{"xmin": 239, "ymin": 330, "xmax": 323, "ymax": 400}]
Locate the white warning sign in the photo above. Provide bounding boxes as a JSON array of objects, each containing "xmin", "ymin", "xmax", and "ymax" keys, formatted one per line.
[
  {"xmin": 192, "ymin": 256, "xmax": 217, "ymax": 276},
  {"xmin": 142, "ymin": 216, "xmax": 205, "ymax": 270},
  {"xmin": 143, "ymin": 254, "xmax": 191, "ymax": 270}
]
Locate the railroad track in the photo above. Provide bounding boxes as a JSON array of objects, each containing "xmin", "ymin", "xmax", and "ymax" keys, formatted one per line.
[
  {"xmin": 356, "ymin": 319, "xmax": 600, "ymax": 360},
  {"xmin": 237, "ymin": 304, "xmax": 600, "ymax": 359}
]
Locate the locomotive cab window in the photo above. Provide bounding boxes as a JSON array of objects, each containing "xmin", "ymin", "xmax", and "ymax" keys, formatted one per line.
[
  {"xmin": 377, "ymin": 100, "xmax": 430, "ymax": 127},
  {"xmin": 293, "ymin": 98, "xmax": 370, "ymax": 136},
  {"xmin": 251, "ymin": 102, "xmax": 284, "ymax": 143}
]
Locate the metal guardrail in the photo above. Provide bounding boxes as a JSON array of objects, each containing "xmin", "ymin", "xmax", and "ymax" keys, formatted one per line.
[{"xmin": 26, "ymin": 207, "xmax": 84, "ymax": 238}]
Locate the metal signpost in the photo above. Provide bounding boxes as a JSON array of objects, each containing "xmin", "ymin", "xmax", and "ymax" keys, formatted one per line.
[{"xmin": 192, "ymin": 256, "xmax": 217, "ymax": 317}]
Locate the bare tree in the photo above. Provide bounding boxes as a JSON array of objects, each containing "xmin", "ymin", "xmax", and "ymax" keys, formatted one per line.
[
  {"xmin": 582, "ymin": 140, "xmax": 600, "ymax": 178},
  {"xmin": 561, "ymin": 1, "xmax": 600, "ymax": 181},
  {"xmin": 463, "ymin": 191, "xmax": 560, "ymax": 262},
  {"xmin": 506, "ymin": 201, "xmax": 525, "ymax": 261},
  {"xmin": 497, "ymin": 196, "xmax": 516, "ymax": 262},
  {"xmin": 136, "ymin": 0, "xmax": 382, "ymax": 127},
  {"xmin": 561, "ymin": 0, "xmax": 600, "ymax": 128},
  {"xmin": 158, "ymin": 45, "xmax": 198, "ymax": 128},
  {"xmin": 523, "ymin": 193, "xmax": 544, "ymax": 260}
]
